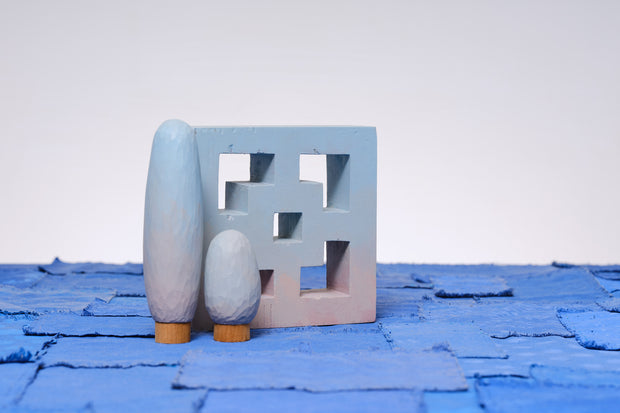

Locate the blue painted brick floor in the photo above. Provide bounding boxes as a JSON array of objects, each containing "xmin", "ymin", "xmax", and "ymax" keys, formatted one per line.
[{"xmin": 1, "ymin": 259, "xmax": 620, "ymax": 412}]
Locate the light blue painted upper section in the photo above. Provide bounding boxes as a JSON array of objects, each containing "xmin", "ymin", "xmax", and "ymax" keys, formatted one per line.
[
  {"xmin": 204, "ymin": 230, "xmax": 261, "ymax": 325},
  {"xmin": 143, "ymin": 120, "xmax": 204, "ymax": 323}
]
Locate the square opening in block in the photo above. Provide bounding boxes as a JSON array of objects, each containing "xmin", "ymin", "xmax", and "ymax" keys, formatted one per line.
[
  {"xmin": 219, "ymin": 154, "xmax": 249, "ymax": 210},
  {"xmin": 250, "ymin": 153, "xmax": 275, "ymax": 183},
  {"xmin": 326, "ymin": 154, "xmax": 350, "ymax": 211},
  {"xmin": 219, "ymin": 153, "xmax": 275, "ymax": 210},
  {"xmin": 300, "ymin": 240, "xmax": 350, "ymax": 295},
  {"xmin": 273, "ymin": 212, "xmax": 302, "ymax": 241},
  {"xmin": 299, "ymin": 154, "xmax": 350, "ymax": 211},
  {"xmin": 260, "ymin": 269, "xmax": 274, "ymax": 297},
  {"xmin": 300, "ymin": 242, "xmax": 327, "ymax": 290},
  {"xmin": 299, "ymin": 154, "xmax": 326, "ymax": 207}
]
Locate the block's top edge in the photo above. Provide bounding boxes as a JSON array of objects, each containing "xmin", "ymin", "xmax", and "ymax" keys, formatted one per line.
[{"xmin": 192, "ymin": 126, "xmax": 376, "ymax": 130}]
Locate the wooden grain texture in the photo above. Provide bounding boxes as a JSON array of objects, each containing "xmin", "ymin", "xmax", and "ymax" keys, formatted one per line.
[
  {"xmin": 155, "ymin": 322, "xmax": 191, "ymax": 344},
  {"xmin": 213, "ymin": 324, "xmax": 250, "ymax": 343}
]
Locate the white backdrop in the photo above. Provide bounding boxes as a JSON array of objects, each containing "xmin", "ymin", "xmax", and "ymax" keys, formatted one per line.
[{"xmin": 1, "ymin": 1, "xmax": 619, "ymax": 265}]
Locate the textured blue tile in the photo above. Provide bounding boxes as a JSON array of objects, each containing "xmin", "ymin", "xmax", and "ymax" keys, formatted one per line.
[
  {"xmin": 530, "ymin": 365, "xmax": 620, "ymax": 388},
  {"xmin": 380, "ymin": 319, "xmax": 506, "ymax": 358},
  {"xmin": 458, "ymin": 336, "xmax": 620, "ymax": 378},
  {"xmin": 23, "ymin": 314, "xmax": 155, "ymax": 337},
  {"xmin": 594, "ymin": 272, "xmax": 620, "ymax": 281},
  {"xmin": 508, "ymin": 268, "xmax": 609, "ymax": 303},
  {"xmin": 432, "ymin": 275, "xmax": 512, "ymax": 298},
  {"xmin": 594, "ymin": 276, "xmax": 620, "ymax": 294},
  {"xmin": 174, "ymin": 349, "xmax": 467, "ymax": 391},
  {"xmin": 4, "ymin": 406, "xmax": 90, "ymax": 413},
  {"xmin": 300, "ymin": 265, "xmax": 326, "ymax": 290},
  {"xmin": 476, "ymin": 376, "xmax": 620, "ymax": 413},
  {"xmin": 249, "ymin": 323, "xmax": 390, "ymax": 354},
  {"xmin": 420, "ymin": 298, "xmax": 478, "ymax": 319},
  {"xmin": 278, "ymin": 323, "xmax": 391, "ymax": 353},
  {"xmin": 2, "ymin": 262, "xmax": 620, "ymax": 409},
  {"xmin": 0, "ymin": 265, "xmax": 41, "ymax": 273},
  {"xmin": 0, "ymin": 286, "xmax": 115, "ymax": 315},
  {"xmin": 585, "ymin": 265, "xmax": 620, "ymax": 280},
  {"xmin": 551, "ymin": 261, "xmax": 578, "ymax": 269},
  {"xmin": 39, "ymin": 333, "xmax": 303, "ymax": 368},
  {"xmin": 0, "ymin": 363, "xmax": 38, "ymax": 409},
  {"xmin": 407, "ymin": 264, "xmax": 554, "ymax": 278},
  {"xmin": 40, "ymin": 325, "xmax": 389, "ymax": 368},
  {"xmin": 424, "ymin": 379, "xmax": 483, "ymax": 413},
  {"xmin": 423, "ymin": 300, "xmax": 572, "ymax": 338},
  {"xmin": 409, "ymin": 266, "xmax": 559, "ymax": 299},
  {"xmin": 41, "ymin": 336, "xmax": 203, "ymax": 368},
  {"xmin": 18, "ymin": 366, "xmax": 206, "ymax": 412},
  {"xmin": 597, "ymin": 297, "xmax": 620, "ymax": 312},
  {"xmin": 82, "ymin": 297, "xmax": 151, "ymax": 317},
  {"xmin": 474, "ymin": 301, "xmax": 576, "ymax": 338},
  {"xmin": 0, "ymin": 270, "xmax": 45, "ymax": 289},
  {"xmin": 459, "ymin": 357, "xmax": 529, "ymax": 378},
  {"xmin": 35, "ymin": 273, "xmax": 145, "ymax": 297},
  {"xmin": 557, "ymin": 309, "xmax": 620, "ymax": 350},
  {"xmin": 287, "ymin": 323, "xmax": 383, "ymax": 334},
  {"xmin": 555, "ymin": 264, "xmax": 620, "ymax": 280},
  {"xmin": 377, "ymin": 264, "xmax": 434, "ymax": 289},
  {"xmin": 0, "ymin": 315, "xmax": 52, "ymax": 363},
  {"xmin": 376, "ymin": 288, "xmax": 429, "ymax": 319},
  {"xmin": 39, "ymin": 258, "xmax": 142, "ymax": 275},
  {"xmin": 202, "ymin": 389, "xmax": 425, "ymax": 413}
]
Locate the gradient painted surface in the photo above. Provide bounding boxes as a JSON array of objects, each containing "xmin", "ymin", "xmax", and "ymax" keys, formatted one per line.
[
  {"xmin": 193, "ymin": 126, "xmax": 377, "ymax": 329},
  {"xmin": 204, "ymin": 230, "xmax": 261, "ymax": 325},
  {"xmin": 143, "ymin": 120, "xmax": 204, "ymax": 323}
]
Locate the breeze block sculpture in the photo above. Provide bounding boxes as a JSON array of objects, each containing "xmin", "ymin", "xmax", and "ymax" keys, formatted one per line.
[{"xmin": 192, "ymin": 126, "xmax": 377, "ymax": 330}]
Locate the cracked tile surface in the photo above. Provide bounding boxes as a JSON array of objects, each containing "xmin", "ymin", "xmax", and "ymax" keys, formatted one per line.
[
  {"xmin": 376, "ymin": 264, "xmax": 434, "ymax": 289},
  {"xmin": 424, "ymin": 378, "xmax": 483, "ymax": 413},
  {"xmin": 0, "ymin": 363, "xmax": 39, "ymax": 409},
  {"xmin": 34, "ymin": 273, "xmax": 145, "ymax": 297},
  {"xmin": 39, "ymin": 258, "xmax": 142, "ymax": 275},
  {"xmin": 595, "ymin": 277, "xmax": 620, "ymax": 295},
  {"xmin": 1, "ymin": 261, "xmax": 619, "ymax": 412},
  {"xmin": 201, "ymin": 390, "xmax": 426, "ymax": 413},
  {"xmin": 432, "ymin": 274, "xmax": 512, "ymax": 298},
  {"xmin": 458, "ymin": 335, "xmax": 620, "ymax": 378},
  {"xmin": 23, "ymin": 314, "xmax": 155, "ymax": 337},
  {"xmin": 0, "ymin": 315, "xmax": 53, "ymax": 363},
  {"xmin": 0, "ymin": 286, "xmax": 115, "ymax": 315},
  {"xmin": 174, "ymin": 349, "xmax": 467, "ymax": 391},
  {"xmin": 557, "ymin": 309, "xmax": 620, "ymax": 350},
  {"xmin": 19, "ymin": 366, "xmax": 205, "ymax": 412},
  {"xmin": 597, "ymin": 297, "xmax": 620, "ymax": 312},
  {"xmin": 380, "ymin": 319, "xmax": 507, "ymax": 358},
  {"xmin": 0, "ymin": 269, "xmax": 45, "ymax": 289},
  {"xmin": 82, "ymin": 296, "xmax": 151, "ymax": 317},
  {"xmin": 423, "ymin": 300, "xmax": 573, "ymax": 338},
  {"xmin": 476, "ymin": 376, "xmax": 620, "ymax": 413}
]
